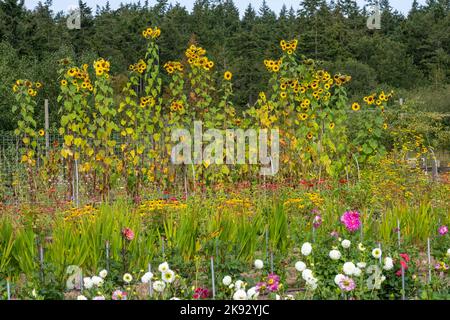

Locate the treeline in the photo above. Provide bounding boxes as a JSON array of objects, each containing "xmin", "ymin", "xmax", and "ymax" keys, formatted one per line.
[{"xmin": 0, "ymin": 0, "xmax": 449, "ymax": 131}]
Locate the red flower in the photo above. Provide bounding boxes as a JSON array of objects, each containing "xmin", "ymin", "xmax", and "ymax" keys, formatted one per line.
[
  {"xmin": 400, "ymin": 253, "xmax": 410, "ymax": 263},
  {"xmin": 396, "ymin": 253, "xmax": 410, "ymax": 276}
]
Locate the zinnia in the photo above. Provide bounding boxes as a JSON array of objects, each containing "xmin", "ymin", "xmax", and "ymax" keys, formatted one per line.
[{"xmin": 339, "ymin": 276, "xmax": 356, "ymax": 292}]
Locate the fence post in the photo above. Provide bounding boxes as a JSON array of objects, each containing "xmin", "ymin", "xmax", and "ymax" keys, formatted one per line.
[{"xmin": 44, "ymin": 99, "xmax": 49, "ymax": 158}]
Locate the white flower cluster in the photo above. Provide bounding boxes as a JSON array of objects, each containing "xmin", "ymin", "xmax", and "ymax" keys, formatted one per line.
[
  {"xmin": 341, "ymin": 239, "xmax": 351, "ymax": 249},
  {"xmin": 226, "ymin": 277, "xmax": 258, "ymax": 300},
  {"xmin": 301, "ymin": 242, "xmax": 312, "ymax": 256},
  {"xmin": 149, "ymin": 262, "xmax": 176, "ymax": 293},
  {"xmin": 254, "ymin": 259, "xmax": 264, "ymax": 270},
  {"xmin": 301, "ymin": 268, "xmax": 318, "ymax": 290},
  {"xmin": 329, "ymin": 249, "xmax": 341, "ymax": 260},
  {"xmin": 83, "ymin": 269, "xmax": 107, "ymax": 289},
  {"xmin": 383, "ymin": 257, "xmax": 394, "ymax": 271},
  {"xmin": 294, "ymin": 260, "xmax": 318, "ymax": 290}
]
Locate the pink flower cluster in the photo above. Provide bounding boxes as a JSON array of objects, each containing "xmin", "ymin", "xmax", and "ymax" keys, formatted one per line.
[
  {"xmin": 313, "ymin": 215, "xmax": 322, "ymax": 229},
  {"xmin": 438, "ymin": 225, "xmax": 448, "ymax": 236},
  {"xmin": 256, "ymin": 273, "xmax": 280, "ymax": 293},
  {"xmin": 112, "ymin": 290, "xmax": 127, "ymax": 300},
  {"xmin": 339, "ymin": 276, "xmax": 356, "ymax": 292},
  {"xmin": 193, "ymin": 287, "xmax": 209, "ymax": 299},
  {"xmin": 340, "ymin": 211, "xmax": 361, "ymax": 232},
  {"xmin": 121, "ymin": 228, "xmax": 135, "ymax": 241}
]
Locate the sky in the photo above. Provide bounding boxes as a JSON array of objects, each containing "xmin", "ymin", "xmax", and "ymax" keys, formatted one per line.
[{"xmin": 23, "ymin": 0, "xmax": 427, "ymax": 16}]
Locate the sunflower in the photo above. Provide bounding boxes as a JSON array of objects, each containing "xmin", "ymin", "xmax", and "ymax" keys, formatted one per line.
[
  {"xmin": 303, "ymin": 99, "xmax": 311, "ymax": 106},
  {"xmin": 272, "ymin": 65, "xmax": 280, "ymax": 72},
  {"xmin": 259, "ymin": 92, "xmax": 266, "ymax": 100},
  {"xmin": 224, "ymin": 71, "xmax": 232, "ymax": 81},
  {"xmin": 280, "ymin": 83, "xmax": 287, "ymax": 90},
  {"xmin": 12, "ymin": 85, "xmax": 18, "ymax": 93},
  {"xmin": 352, "ymin": 103, "xmax": 361, "ymax": 111},
  {"xmin": 28, "ymin": 88, "xmax": 34, "ymax": 95},
  {"xmin": 39, "ymin": 129, "xmax": 45, "ymax": 137},
  {"xmin": 299, "ymin": 113, "xmax": 308, "ymax": 121},
  {"xmin": 67, "ymin": 68, "xmax": 77, "ymax": 77},
  {"xmin": 367, "ymin": 96, "xmax": 375, "ymax": 104},
  {"xmin": 329, "ymin": 123, "xmax": 335, "ymax": 130},
  {"xmin": 35, "ymin": 82, "xmax": 42, "ymax": 89},
  {"xmin": 306, "ymin": 133, "xmax": 313, "ymax": 140},
  {"xmin": 383, "ymin": 123, "xmax": 388, "ymax": 130},
  {"xmin": 280, "ymin": 92, "xmax": 287, "ymax": 99},
  {"xmin": 61, "ymin": 80, "xmax": 68, "ymax": 86}
]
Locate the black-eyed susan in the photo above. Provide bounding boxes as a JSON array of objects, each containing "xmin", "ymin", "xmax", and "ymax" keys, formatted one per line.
[
  {"xmin": 280, "ymin": 92, "xmax": 287, "ymax": 99},
  {"xmin": 35, "ymin": 82, "xmax": 42, "ymax": 89},
  {"xmin": 383, "ymin": 123, "xmax": 388, "ymax": 130},
  {"xmin": 39, "ymin": 129, "xmax": 45, "ymax": 137},
  {"xmin": 12, "ymin": 85, "xmax": 18, "ymax": 93},
  {"xmin": 224, "ymin": 71, "xmax": 232, "ymax": 81},
  {"xmin": 329, "ymin": 123, "xmax": 335, "ymax": 130},
  {"xmin": 307, "ymin": 132, "xmax": 313, "ymax": 140},
  {"xmin": 352, "ymin": 102, "xmax": 361, "ymax": 112},
  {"xmin": 61, "ymin": 80, "xmax": 68, "ymax": 86}
]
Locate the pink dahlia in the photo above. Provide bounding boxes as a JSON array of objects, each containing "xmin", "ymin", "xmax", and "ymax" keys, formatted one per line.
[
  {"xmin": 121, "ymin": 228, "xmax": 135, "ymax": 241},
  {"xmin": 340, "ymin": 211, "xmax": 361, "ymax": 232},
  {"xmin": 438, "ymin": 225, "xmax": 448, "ymax": 236}
]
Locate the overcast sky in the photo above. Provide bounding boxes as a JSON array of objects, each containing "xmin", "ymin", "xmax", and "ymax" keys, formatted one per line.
[{"xmin": 23, "ymin": 0, "xmax": 426, "ymax": 16}]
